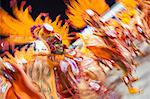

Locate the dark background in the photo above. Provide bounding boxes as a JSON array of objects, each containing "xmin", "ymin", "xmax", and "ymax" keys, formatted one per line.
[{"xmin": 0, "ymin": 0, "xmax": 115, "ymax": 21}]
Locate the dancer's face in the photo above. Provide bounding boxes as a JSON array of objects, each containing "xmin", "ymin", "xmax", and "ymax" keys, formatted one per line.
[{"xmin": 47, "ymin": 35, "xmax": 64, "ymax": 55}]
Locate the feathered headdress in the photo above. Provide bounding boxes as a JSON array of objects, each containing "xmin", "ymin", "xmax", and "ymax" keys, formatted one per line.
[{"xmin": 0, "ymin": 2, "xmax": 72, "ymax": 46}]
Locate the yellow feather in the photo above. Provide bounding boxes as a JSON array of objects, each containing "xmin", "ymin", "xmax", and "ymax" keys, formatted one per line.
[
  {"xmin": 12, "ymin": 6, "xmax": 35, "ymax": 26},
  {"xmin": 118, "ymin": 0, "xmax": 138, "ymax": 8},
  {"xmin": 66, "ymin": 0, "xmax": 109, "ymax": 29}
]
